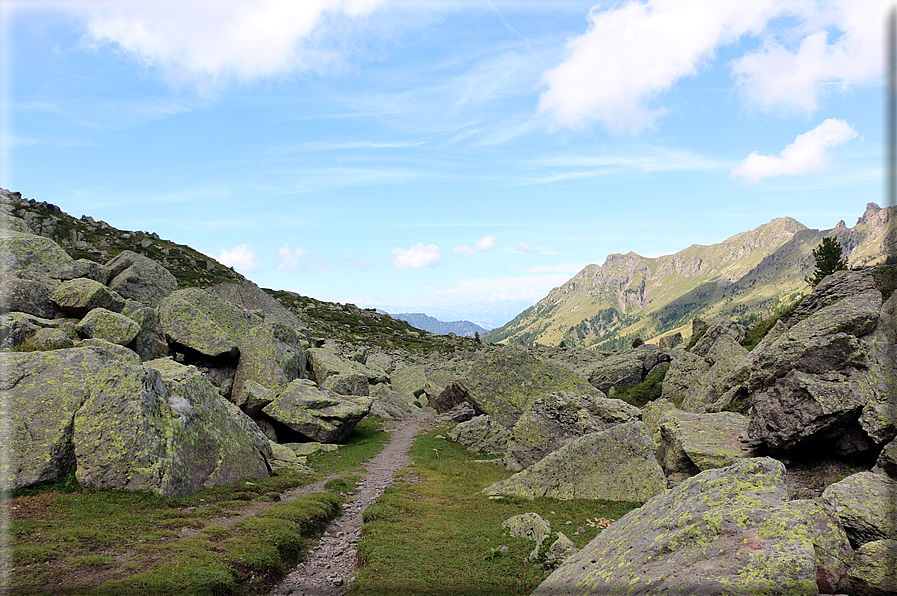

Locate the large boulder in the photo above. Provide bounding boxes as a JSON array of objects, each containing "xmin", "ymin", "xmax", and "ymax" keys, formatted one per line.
[
  {"xmin": 390, "ymin": 364, "xmax": 450, "ymax": 406},
  {"xmin": 433, "ymin": 345, "xmax": 599, "ymax": 429},
  {"xmin": 207, "ymin": 281, "xmax": 309, "ymax": 335},
  {"xmin": 121, "ymin": 301, "xmax": 168, "ymax": 361},
  {"xmin": 656, "ymin": 409, "xmax": 757, "ymax": 484},
  {"xmin": 158, "ymin": 287, "xmax": 262, "ymax": 358},
  {"xmin": 105, "ymin": 250, "xmax": 178, "ymax": 307},
  {"xmin": 532, "ymin": 458, "xmax": 819, "ymax": 596},
  {"xmin": 73, "ymin": 360, "xmax": 270, "ymax": 497},
  {"xmin": 231, "ymin": 322, "xmax": 306, "ymax": 409},
  {"xmin": 587, "ymin": 344, "xmax": 671, "ymax": 395},
  {"xmin": 482, "ymin": 421, "xmax": 665, "ymax": 502},
  {"xmin": 368, "ymin": 383, "xmax": 418, "ymax": 418},
  {"xmin": 790, "ymin": 498, "xmax": 854, "ymax": 594},
  {"xmin": 261, "ymin": 379, "xmax": 372, "ymax": 443},
  {"xmin": 0, "ymin": 348, "xmax": 105, "ymax": 490},
  {"xmin": 0, "ymin": 229, "xmax": 82, "ymax": 279},
  {"xmin": 504, "ymin": 391, "xmax": 640, "ymax": 471},
  {"xmin": 821, "ymin": 471, "xmax": 897, "ymax": 548},
  {"xmin": 448, "ymin": 415, "xmax": 511, "ymax": 456},
  {"xmin": 0, "ymin": 271, "xmax": 58, "ymax": 318},
  {"xmin": 0, "ymin": 312, "xmax": 78, "ymax": 349},
  {"xmin": 50, "ymin": 278, "xmax": 125, "ymax": 318},
  {"xmin": 76, "ymin": 308, "xmax": 140, "ymax": 346},
  {"xmin": 848, "ymin": 539, "xmax": 897, "ymax": 596},
  {"xmin": 306, "ymin": 346, "xmax": 388, "ymax": 386}
]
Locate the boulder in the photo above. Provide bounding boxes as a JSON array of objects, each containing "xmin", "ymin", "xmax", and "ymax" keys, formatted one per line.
[
  {"xmin": 873, "ymin": 437, "xmax": 897, "ymax": 479},
  {"xmin": 76, "ymin": 308, "xmax": 140, "ymax": 346},
  {"xmin": 656, "ymin": 409, "xmax": 757, "ymax": 483},
  {"xmin": 436, "ymin": 401, "xmax": 475, "ymax": 423},
  {"xmin": 0, "ymin": 229, "xmax": 79, "ymax": 279},
  {"xmin": 587, "ymin": 344, "xmax": 671, "ymax": 395},
  {"xmin": 390, "ymin": 364, "xmax": 450, "ymax": 406},
  {"xmin": 433, "ymin": 345, "xmax": 599, "ymax": 429},
  {"xmin": 261, "ymin": 379, "xmax": 372, "ymax": 443},
  {"xmin": 0, "ymin": 271, "xmax": 58, "ymax": 318},
  {"xmin": 848, "ymin": 539, "xmax": 897, "ymax": 596},
  {"xmin": 158, "ymin": 287, "xmax": 262, "ymax": 358},
  {"xmin": 821, "ymin": 472, "xmax": 897, "ymax": 548},
  {"xmin": 121, "ymin": 302, "xmax": 168, "ymax": 361},
  {"xmin": 73, "ymin": 360, "xmax": 270, "ymax": 497},
  {"xmin": 504, "ymin": 391, "xmax": 640, "ymax": 471},
  {"xmin": 207, "ymin": 281, "xmax": 308, "ymax": 333},
  {"xmin": 267, "ymin": 440, "xmax": 315, "ymax": 475},
  {"xmin": 542, "ymin": 532, "xmax": 578, "ymax": 571},
  {"xmin": 233, "ymin": 379, "xmax": 275, "ymax": 417},
  {"xmin": 787, "ymin": 268, "xmax": 877, "ymax": 323},
  {"xmin": 531, "ymin": 458, "xmax": 818, "ymax": 596},
  {"xmin": 658, "ymin": 332, "xmax": 683, "ymax": 349},
  {"xmin": 368, "ymin": 383, "xmax": 417, "ymax": 419},
  {"xmin": 0, "ymin": 348, "xmax": 105, "ymax": 489},
  {"xmin": 790, "ymin": 498, "xmax": 854, "ymax": 594},
  {"xmin": 321, "ymin": 372, "xmax": 369, "ymax": 396},
  {"xmin": 105, "ymin": 250, "xmax": 178, "ymax": 307},
  {"xmin": 689, "ymin": 316, "xmax": 747, "ymax": 357},
  {"xmin": 501, "ymin": 512, "xmax": 551, "ymax": 565},
  {"xmin": 29, "ymin": 327, "xmax": 76, "ymax": 350},
  {"xmin": 448, "ymin": 415, "xmax": 511, "ymax": 456},
  {"xmin": 482, "ymin": 421, "xmax": 665, "ymax": 502},
  {"xmin": 231, "ymin": 322, "xmax": 306, "ymax": 408},
  {"xmin": 306, "ymin": 346, "xmax": 388, "ymax": 386},
  {"xmin": 51, "ymin": 278, "xmax": 125, "ymax": 317},
  {"xmin": 0, "ymin": 312, "xmax": 78, "ymax": 349}
]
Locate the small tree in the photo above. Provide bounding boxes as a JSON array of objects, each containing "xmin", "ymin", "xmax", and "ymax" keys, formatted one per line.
[
  {"xmin": 474, "ymin": 331, "xmax": 481, "ymax": 344},
  {"xmin": 805, "ymin": 237, "xmax": 848, "ymax": 287}
]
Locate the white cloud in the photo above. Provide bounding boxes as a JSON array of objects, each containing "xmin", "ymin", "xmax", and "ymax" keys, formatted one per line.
[
  {"xmin": 80, "ymin": 0, "xmax": 384, "ymax": 87},
  {"xmin": 392, "ymin": 242, "xmax": 443, "ymax": 270},
  {"xmin": 731, "ymin": 118, "xmax": 858, "ymax": 183},
  {"xmin": 538, "ymin": 0, "xmax": 778, "ymax": 133},
  {"xmin": 431, "ymin": 273, "xmax": 572, "ymax": 295},
  {"xmin": 216, "ymin": 244, "xmax": 260, "ymax": 272},
  {"xmin": 453, "ymin": 245, "xmax": 476, "ymax": 255},
  {"xmin": 475, "ymin": 235, "xmax": 496, "ymax": 250},
  {"xmin": 538, "ymin": 0, "xmax": 880, "ymax": 132},
  {"xmin": 277, "ymin": 242, "xmax": 311, "ymax": 272},
  {"xmin": 516, "ymin": 241, "xmax": 538, "ymax": 253},
  {"xmin": 525, "ymin": 263, "xmax": 585, "ymax": 274},
  {"xmin": 731, "ymin": 1, "xmax": 884, "ymax": 114}
]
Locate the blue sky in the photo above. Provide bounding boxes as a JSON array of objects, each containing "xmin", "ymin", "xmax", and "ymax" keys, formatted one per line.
[{"xmin": 1, "ymin": 0, "xmax": 887, "ymax": 328}]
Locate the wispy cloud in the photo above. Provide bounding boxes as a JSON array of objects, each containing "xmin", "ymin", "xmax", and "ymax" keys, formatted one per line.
[
  {"xmin": 731, "ymin": 119, "xmax": 858, "ymax": 183},
  {"xmin": 453, "ymin": 245, "xmax": 475, "ymax": 255},
  {"xmin": 266, "ymin": 140, "xmax": 424, "ymax": 153},
  {"xmin": 475, "ymin": 235, "xmax": 496, "ymax": 250},
  {"xmin": 430, "ymin": 273, "xmax": 571, "ymax": 295},
  {"xmin": 277, "ymin": 243, "xmax": 311, "ymax": 272},
  {"xmin": 392, "ymin": 242, "xmax": 443, "ymax": 270},
  {"xmin": 525, "ymin": 263, "xmax": 585, "ymax": 274}
]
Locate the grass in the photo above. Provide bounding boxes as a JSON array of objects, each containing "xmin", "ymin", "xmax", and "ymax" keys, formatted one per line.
[
  {"xmin": 739, "ymin": 296, "xmax": 802, "ymax": 352},
  {"xmin": 613, "ymin": 363, "xmax": 670, "ymax": 408},
  {"xmin": 350, "ymin": 428, "xmax": 639, "ymax": 596},
  {"xmin": 8, "ymin": 418, "xmax": 391, "ymax": 596}
]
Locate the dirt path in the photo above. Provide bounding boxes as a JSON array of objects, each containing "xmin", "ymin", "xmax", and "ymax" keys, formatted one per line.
[{"xmin": 269, "ymin": 412, "xmax": 434, "ymax": 596}]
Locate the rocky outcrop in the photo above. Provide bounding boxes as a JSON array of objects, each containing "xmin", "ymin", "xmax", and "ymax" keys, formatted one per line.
[
  {"xmin": 532, "ymin": 458, "xmax": 818, "ymax": 596},
  {"xmin": 433, "ymin": 345, "xmax": 599, "ymax": 428},
  {"xmin": 261, "ymin": 379, "xmax": 372, "ymax": 443},
  {"xmin": 504, "ymin": 391, "xmax": 640, "ymax": 471},
  {"xmin": 482, "ymin": 421, "xmax": 665, "ymax": 502}
]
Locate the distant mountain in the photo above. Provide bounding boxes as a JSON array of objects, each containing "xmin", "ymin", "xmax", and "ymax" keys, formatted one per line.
[
  {"xmin": 388, "ymin": 313, "xmax": 488, "ymax": 337},
  {"xmin": 485, "ymin": 203, "xmax": 895, "ymax": 350}
]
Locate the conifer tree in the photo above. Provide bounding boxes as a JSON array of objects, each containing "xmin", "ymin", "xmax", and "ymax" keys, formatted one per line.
[{"xmin": 805, "ymin": 237, "xmax": 848, "ymax": 286}]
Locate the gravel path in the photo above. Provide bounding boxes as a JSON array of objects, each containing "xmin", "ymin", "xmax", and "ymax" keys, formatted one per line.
[{"xmin": 270, "ymin": 413, "xmax": 434, "ymax": 596}]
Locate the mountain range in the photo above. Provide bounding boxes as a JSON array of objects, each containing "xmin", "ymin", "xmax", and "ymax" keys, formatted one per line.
[
  {"xmin": 386, "ymin": 312, "xmax": 488, "ymax": 337},
  {"xmin": 485, "ymin": 203, "xmax": 895, "ymax": 349}
]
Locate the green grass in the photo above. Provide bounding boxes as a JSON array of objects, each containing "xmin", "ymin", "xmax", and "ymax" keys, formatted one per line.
[
  {"xmin": 9, "ymin": 418, "xmax": 392, "ymax": 596},
  {"xmin": 350, "ymin": 428, "xmax": 639, "ymax": 596},
  {"xmin": 613, "ymin": 363, "xmax": 670, "ymax": 408},
  {"xmin": 740, "ymin": 296, "xmax": 802, "ymax": 352}
]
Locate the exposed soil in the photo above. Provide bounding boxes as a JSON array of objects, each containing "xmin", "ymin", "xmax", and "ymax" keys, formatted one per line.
[{"xmin": 269, "ymin": 412, "xmax": 435, "ymax": 596}]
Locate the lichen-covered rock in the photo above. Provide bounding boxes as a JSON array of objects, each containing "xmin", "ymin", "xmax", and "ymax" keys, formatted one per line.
[
  {"xmin": 233, "ymin": 379, "xmax": 274, "ymax": 417},
  {"xmin": 0, "ymin": 271, "xmax": 58, "ymax": 318},
  {"xmin": 0, "ymin": 229, "xmax": 77, "ymax": 278},
  {"xmin": 822, "ymin": 471, "xmax": 897, "ymax": 548},
  {"xmin": 788, "ymin": 268, "xmax": 877, "ymax": 323},
  {"xmin": 158, "ymin": 287, "xmax": 261, "ymax": 357},
  {"xmin": 689, "ymin": 316, "xmax": 747, "ymax": 357},
  {"xmin": 368, "ymin": 383, "xmax": 417, "ymax": 419},
  {"xmin": 661, "ymin": 350, "xmax": 711, "ymax": 408},
  {"xmin": 76, "ymin": 308, "xmax": 140, "ymax": 346},
  {"xmin": 448, "ymin": 415, "xmax": 511, "ymax": 456},
  {"xmin": 501, "ymin": 512, "xmax": 551, "ymax": 564},
  {"xmin": 483, "ymin": 421, "xmax": 665, "ymax": 502},
  {"xmin": 77, "ymin": 338, "xmax": 142, "ymax": 364},
  {"xmin": 658, "ymin": 332, "xmax": 683, "ymax": 349},
  {"xmin": 505, "ymin": 391, "xmax": 640, "ymax": 471},
  {"xmin": 231, "ymin": 322, "xmax": 306, "ymax": 408},
  {"xmin": 389, "ymin": 364, "xmax": 450, "ymax": 407},
  {"xmin": 121, "ymin": 302, "xmax": 168, "ymax": 361},
  {"xmin": 29, "ymin": 327, "xmax": 76, "ymax": 350},
  {"xmin": 873, "ymin": 437, "xmax": 897, "ymax": 479},
  {"xmin": 790, "ymin": 498, "xmax": 854, "ymax": 594},
  {"xmin": 848, "ymin": 539, "xmax": 897, "ymax": 596},
  {"xmin": 261, "ymin": 379, "xmax": 372, "ymax": 443},
  {"xmin": 542, "ymin": 532, "xmax": 578, "ymax": 571},
  {"xmin": 434, "ymin": 345, "xmax": 599, "ymax": 429},
  {"xmin": 531, "ymin": 458, "xmax": 818, "ymax": 596},
  {"xmin": 321, "ymin": 372, "xmax": 369, "ymax": 396},
  {"xmin": 73, "ymin": 361, "xmax": 270, "ymax": 497},
  {"xmin": 587, "ymin": 344, "xmax": 671, "ymax": 395},
  {"xmin": 208, "ymin": 280, "xmax": 308, "ymax": 334},
  {"xmin": 0, "ymin": 348, "xmax": 106, "ymax": 490},
  {"xmin": 51, "ymin": 277, "xmax": 126, "ymax": 318},
  {"xmin": 105, "ymin": 250, "xmax": 178, "ymax": 307},
  {"xmin": 0, "ymin": 312, "xmax": 77, "ymax": 348},
  {"xmin": 656, "ymin": 409, "xmax": 756, "ymax": 481},
  {"xmin": 267, "ymin": 440, "xmax": 314, "ymax": 474}
]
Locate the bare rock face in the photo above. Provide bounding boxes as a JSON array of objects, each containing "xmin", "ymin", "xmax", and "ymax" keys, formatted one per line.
[
  {"xmin": 504, "ymin": 391, "xmax": 640, "ymax": 471},
  {"xmin": 482, "ymin": 421, "xmax": 665, "ymax": 502},
  {"xmin": 532, "ymin": 458, "xmax": 819, "ymax": 596}
]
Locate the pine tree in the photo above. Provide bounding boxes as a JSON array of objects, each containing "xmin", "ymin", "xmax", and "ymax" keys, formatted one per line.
[
  {"xmin": 474, "ymin": 331, "xmax": 481, "ymax": 344},
  {"xmin": 805, "ymin": 237, "xmax": 848, "ymax": 287}
]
